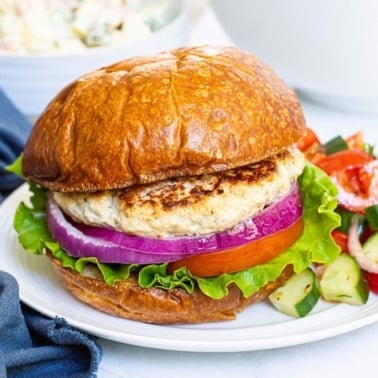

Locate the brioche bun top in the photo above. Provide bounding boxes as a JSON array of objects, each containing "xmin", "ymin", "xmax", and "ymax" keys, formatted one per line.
[{"xmin": 22, "ymin": 45, "xmax": 306, "ymax": 192}]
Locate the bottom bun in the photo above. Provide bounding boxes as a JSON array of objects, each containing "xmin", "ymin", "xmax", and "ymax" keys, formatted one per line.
[{"xmin": 48, "ymin": 255, "xmax": 294, "ymax": 324}]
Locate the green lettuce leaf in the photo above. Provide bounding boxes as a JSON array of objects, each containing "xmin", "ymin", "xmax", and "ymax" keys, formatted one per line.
[
  {"xmin": 11, "ymin": 161, "xmax": 341, "ymax": 300},
  {"xmin": 6, "ymin": 155, "xmax": 23, "ymax": 177},
  {"xmin": 138, "ymin": 264, "xmax": 196, "ymax": 293},
  {"xmin": 13, "ymin": 183, "xmax": 53, "ymax": 253},
  {"xmin": 295, "ymin": 162, "xmax": 341, "ymax": 264}
]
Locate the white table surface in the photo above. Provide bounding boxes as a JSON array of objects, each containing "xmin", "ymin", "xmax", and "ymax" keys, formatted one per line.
[{"xmin": 97, "ymin": 2, "xmax": 378, "ymax": 377}]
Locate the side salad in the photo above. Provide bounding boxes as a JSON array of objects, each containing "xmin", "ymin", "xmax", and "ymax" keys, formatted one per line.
[{"xmin": 269, "ymin": 127, "xmax": 378, "ymax": 318}]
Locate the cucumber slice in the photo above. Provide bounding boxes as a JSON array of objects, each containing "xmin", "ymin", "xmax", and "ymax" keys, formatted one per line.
[
  {"xmin": 362, "ymin": 232, "xmax": 378, "ymax": 262},
  {"xmin": 323, "ymin": 135, "xmax": 349, "ymax": 155},
  {"xmin": 319, "ymin": 253, "xmax": 369, "ymax": 305},
  {"xmin": 269, "ymin": 268, "xmax": 320, "ymax": 318}
]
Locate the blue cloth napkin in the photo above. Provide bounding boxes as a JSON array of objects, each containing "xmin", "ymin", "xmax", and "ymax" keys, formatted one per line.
[
  {"xmin": 0, "ymin": 271, "xmax": 102, "ymax": 378},
  {"xmin": 0, "ymin": 89, "xmax": 31, "ymax": 202}
]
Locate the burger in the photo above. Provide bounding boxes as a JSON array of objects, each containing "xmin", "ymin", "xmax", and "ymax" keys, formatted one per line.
[{"xmin": 12, "ymin": 46, "xmax": 340, "ymax": 324}]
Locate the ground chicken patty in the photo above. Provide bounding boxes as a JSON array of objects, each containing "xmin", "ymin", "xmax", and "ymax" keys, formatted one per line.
[{"xmin": 53, "ymin": 146, "xmax": 305, "ymax": 238}]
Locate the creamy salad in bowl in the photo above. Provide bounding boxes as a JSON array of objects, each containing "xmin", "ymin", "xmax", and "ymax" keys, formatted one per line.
[{"xmin": 0, "ymin": 0, "xmax": 178, "ymax": 53}]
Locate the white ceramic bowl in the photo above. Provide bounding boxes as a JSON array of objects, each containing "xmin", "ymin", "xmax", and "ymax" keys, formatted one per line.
[
  {"xmin": 0, "ymin": 0, "xmax": 189, "ymax": 117},
  {"xmin": 210, "ymin": 0, "xmax": 378, "ymax": 113}
]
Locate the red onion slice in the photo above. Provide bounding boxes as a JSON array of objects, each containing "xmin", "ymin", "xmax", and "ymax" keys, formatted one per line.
[
  {"xmin": 46, "ymin": 183, "xmax": 302, "ymax": 264},
  {"xmin": 348, "ymin": 215, "xmax": 378, "ymax": 273}
]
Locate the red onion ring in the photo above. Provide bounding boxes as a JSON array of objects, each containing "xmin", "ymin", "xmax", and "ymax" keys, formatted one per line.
[
  {"xmin": 348, "ymin": 215, "xmax": 378, "ymax": 273},
  {"xmin": 46, "ymin": 183, "xmax": 302, "ymax": 264}
]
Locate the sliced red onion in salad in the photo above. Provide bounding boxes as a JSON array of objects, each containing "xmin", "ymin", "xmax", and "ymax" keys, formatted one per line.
[
  {"xmin": 348, "ymin": 215, "xmax": 378, "ymax": 274},
  {"xmin": 46, "ymin": 183, "xmax": 302, "ymax": 264}
]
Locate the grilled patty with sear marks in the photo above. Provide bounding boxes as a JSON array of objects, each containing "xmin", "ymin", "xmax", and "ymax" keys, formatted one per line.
[{"xmin": 53, "ymin": 146, "xmax": 305, "ymax": 238}]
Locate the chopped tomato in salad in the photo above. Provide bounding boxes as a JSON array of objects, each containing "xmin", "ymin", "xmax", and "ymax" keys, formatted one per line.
[
  {"xmin": 331, "ymin": 230, "xmax": 349, "ymax": 253},
  {"xmin": 365, "ymin": 272, "xmax": 378, "ymax": 294},
  {"xmin": 297, "ymin": 127, "xmax": 378, "ymax": 294},
  {"xmin": 296, "ymin": 127, "xmax": 326, "ymax": 164},
  {"xmin": 316, "ymin": 149, "xmax": 373, "ymax": 177}
]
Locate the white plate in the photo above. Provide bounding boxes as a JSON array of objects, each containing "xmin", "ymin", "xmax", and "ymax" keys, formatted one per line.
[{"xmin": 2, "ymin": 184, "xmax": 378, "ymax": 353}]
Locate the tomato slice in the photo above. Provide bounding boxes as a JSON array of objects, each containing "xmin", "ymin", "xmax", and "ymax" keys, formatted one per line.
[
  {"xmin": 167, "ymin": 218, "xmax": 304, "ymax": 277},
  {"xmin": 316, "ymin": 149, "xmax": 373, "ymax": 176}
]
